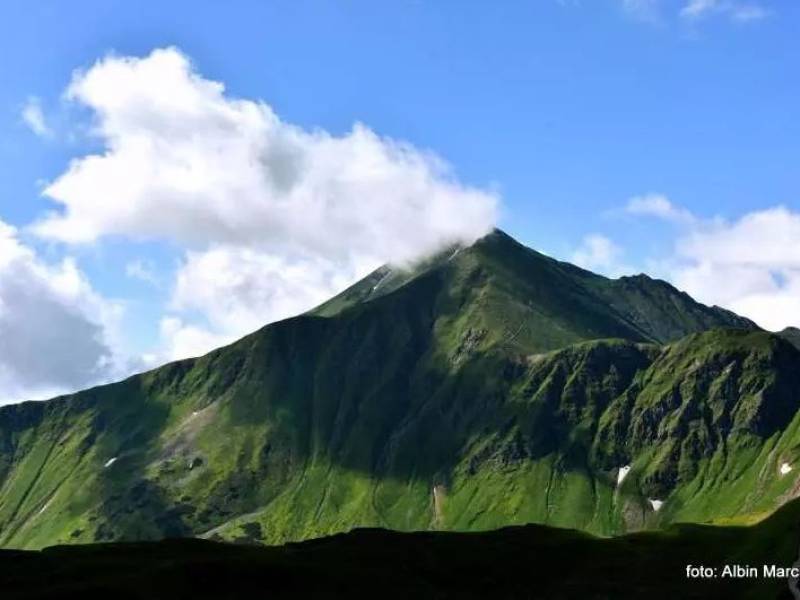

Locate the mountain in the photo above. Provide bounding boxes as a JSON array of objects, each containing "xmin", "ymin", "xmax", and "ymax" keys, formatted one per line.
[
  {"xmin": 779, "ymin": 327, "xmax": 800, "ymax": 350},
  {"xmin": 1, "ymin": 229, "xmax": 796, "ymax": 551},
  {"xmin": 313, "ymin": 229, "xmax": 756, "ymax": 349},
  {"xmin": 4, "ymin": 497, "xmax": 800, "ymax": 599}
]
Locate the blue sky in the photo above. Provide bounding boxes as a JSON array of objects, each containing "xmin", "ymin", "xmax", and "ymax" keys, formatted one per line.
[{"xmin": 0, "ymin": 0, "xmax": 798, "ymax": 402}]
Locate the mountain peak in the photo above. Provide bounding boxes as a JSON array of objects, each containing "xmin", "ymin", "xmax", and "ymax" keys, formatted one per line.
[
  {"xmin": 311, "ymin": 228, "xmax": 756, "ymax": 355},
  {"xmin": 778, "ymin": 326, "xmax": 800, "ymax": 350}
]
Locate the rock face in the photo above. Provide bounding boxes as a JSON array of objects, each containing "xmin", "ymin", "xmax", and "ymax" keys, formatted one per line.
[{"xmin": 2, "ymin": 229, "xmax": 798, "ymax": 550}]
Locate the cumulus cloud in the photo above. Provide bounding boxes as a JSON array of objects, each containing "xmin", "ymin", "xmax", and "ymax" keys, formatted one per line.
[
  {"xmin": 672, "ymin": 206, "xmax": 800, "ymax": 330},
  {"xmin": 32, "ymin": 47, "xmax": 498, "ymax": 360},
  {"xmin": 153, "ymin": 317, "xmax": 232, "ymax": 364},
  {"xmin": 678, "ymin": 207, "xmax": 800, "ymax": 267},
  {"xmin": 150, "ymin": 248, "xmax": 367, "ymax": 362},
  {"xmin": 164, "ymin": 247, "xmax": 364, "ymax": 356},
  {"xmin": 626, "ymin": 198, "xmax": 800, "ymax": 331},
  {"xmin": 21, "ymin": 97, "xmax": 52, "ymax": 138},
  {"xmin": 0, "ymin": 220, "xmax": 120, "ymax": 403},
  {"xmin": 34, "ymin": 48, "xmax": 497, "ymax": 261}
]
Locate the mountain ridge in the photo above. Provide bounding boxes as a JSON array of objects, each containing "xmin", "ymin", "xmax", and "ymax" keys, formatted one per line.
[
  {"xmin": 1, "ymin": 228, "xmax": 795, "ymax": 550},
  {"xmin": 313, "ymin": 229, "xmax": 757, "ymax": 349}
]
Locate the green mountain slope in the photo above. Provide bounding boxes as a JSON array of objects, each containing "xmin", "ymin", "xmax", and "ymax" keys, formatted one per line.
[
  {"xmin": 1, "ymin": 229, "xmax": 794, "ymax": 550},
  {"xmin": 4, "ymin": 498, "xmax": 800, "ymax": 599},
  {"xmin": 313, "ymin": 229, "xmax": 756, "ymax": 351}
]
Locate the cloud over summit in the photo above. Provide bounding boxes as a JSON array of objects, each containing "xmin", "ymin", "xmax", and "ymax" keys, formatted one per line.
[
  {"xmin": 35, "ymin": 48, "xmax": 497, "ymax": 264},
  {"xmin": 33, "ymin": 47, "xmax": 498, "ymax": 361}
]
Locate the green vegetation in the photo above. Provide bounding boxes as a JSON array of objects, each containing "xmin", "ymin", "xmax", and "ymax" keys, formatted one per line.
[{"xmin": 1, "ymin": 229, "xmax": 797, "ymax": 551}]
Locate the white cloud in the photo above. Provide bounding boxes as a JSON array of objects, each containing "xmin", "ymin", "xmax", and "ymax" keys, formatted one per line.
[
  {"xmin": 155, "ymin": 317, "xmax": 232, "ymax": 363},
  {"xmin": 673, "ymin": 259, "xmax": 800, "ymax": 331},
  {"xmin": 34, "ymin": 48, "xmax": 497, "ymax": 262},
  {"xmin": 21, "ymin": 97, "xmax": 52, "ymax": 138},
  {"xmin": 0, "ymin": 220, "xmax": 121, "ymax": 403},
  {"xmin": 678, "ymin": 207, "xmax": 800, "ymax": 268},
  {"xmin": 571, "ymin": 234, "xmax": 633, "ymax": 277},
  {"xmin": 672, "ymin": 207, "xmax": 800, "ymax": 331},
  {"xmin": 156, "ymin": 246, "xmax": 368, "ymax": 359},
  {"xmin": 729, "ymin": 4, "xmax": 771, "ymax": 22},
  {"xmin": 626, "ymin": 198, "xmax": 800, "ymax": 331},
  {"xmin": 680, "ymin": 0, "xmax": 718, "ymax": 18},
  {"xmin": 680, "ymin": 0, "xmax": 771, "ymax": 22},
  {"xmin": 626, "ymin": 193, "xmax": 695, "ymax": 224},
  {"xmin": 610, "ymin": 0, "xmax": 771, "ymax": 23},
  {"xmin": 32, "ymin": 47, "xmax": 498, "ymax": 361}
]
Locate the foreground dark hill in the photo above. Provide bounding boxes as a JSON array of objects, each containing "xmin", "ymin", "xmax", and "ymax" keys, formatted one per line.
[
  {"xmin": 3, "ymin": 498, "xmax": 800, "ymax": 600},
  {"xmin": 2, "ymin": 229, "xmax": 798, "ymax": 550}
]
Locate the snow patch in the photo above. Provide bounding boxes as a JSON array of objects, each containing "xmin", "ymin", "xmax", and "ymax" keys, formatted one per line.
[
  {"xmin": 648, "ymin": 498, "xmax": 664, "ymax": 512},
  {"xmin": 371, "ymin": 270, "xmax": 391, "ymax": 293},
  {"xmin": 781, "ymin": 462, "xmax": 793, "ymax": 476},
  {"xmin": 104, "ymin": 457, "xmax": 118, "ymax": 468},
  {"xmin": 432, "ymin": 484, "xmax": 446, "ymax": 527},
  {"xmin": 37, "ymin": 498, "xmax": 53, "ymax": 516},
  {"xmin": 617, "ymin": 465, "xmax": 631, "ymax": 486}
]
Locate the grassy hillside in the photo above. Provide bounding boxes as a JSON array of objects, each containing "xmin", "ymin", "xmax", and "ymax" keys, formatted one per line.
[
  {"xmin": 3, "ymin": 498, "xmax": 800, "ymax": 599},
  {"xmin": 1, "ymin": 229, "xmax": 793, "ymax": 550}
]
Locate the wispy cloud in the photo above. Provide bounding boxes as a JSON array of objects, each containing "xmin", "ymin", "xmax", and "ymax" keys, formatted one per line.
[
  {"xmin": 626, "ymin": 194, "xmax": 696, "ymax": 225},
  {"xmin": 125, "ymin": 259, "xmax": 160, "ymax": 286},
  {"xmin": 680, "ymin": 0, "xmax": 718, "ymax": 18},
  {"xmin": 599, "ymin": 0, "xmax": 773, "ymax": 25},
  {"xmin": 680, "ymin": 0, "xmax": 772, "ymax": 23},
  {"xmin": 21, "ymin": 96, "xmax": 52, "ymax": 138},
  {"xmin": 620, "ymin": 0, "xmax": 663, "ymax": 23},
  {"xmin": 729, "ymin": 4, "xmax": 771, "ymax": 22}
]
